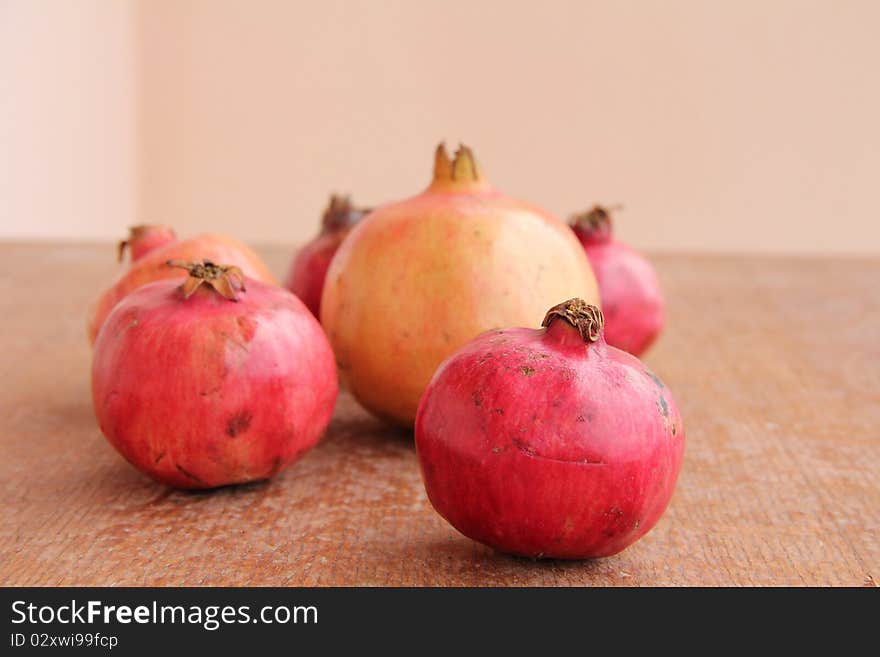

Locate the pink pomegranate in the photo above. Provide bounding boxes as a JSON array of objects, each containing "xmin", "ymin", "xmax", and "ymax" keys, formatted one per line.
[
  {"xmin": 92, "ymin": 260, "xmax": 338, "ymax": 489},
  {"xmin": 117, "ymin": 224, "xmax": 177, "ymax": 262},
  {"xmin": 285, "ymin": 195, "xmax": 370, "ymax": 317},
  {"xmin": 415, "ymin": 299, "xmax": 684, "ymax": 559},
  {"xmin": 570, "ymin": 206, "xmax": 664, "ymax": 356}
]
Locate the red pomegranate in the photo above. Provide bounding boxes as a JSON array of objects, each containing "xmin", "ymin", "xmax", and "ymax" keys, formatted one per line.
[
  {"xmin": 321, "ymin": 143, "xmax": 599, "ymax": 426},
  {"xmin": 570, "ymin": 206, "xmax": 664, "ymax": 356},
  {"xmin": 92, "ymin": 260, "xmax": 338, "ymax": 489},
  {"xmin": 415, "ymin": 299, "xmax": 684, "ymax": 559},
  {"xmin": 285, "ymin": 195, "xmax": 370, "ymax": 317},
  {"xmin": 88, "ymin": 226, "xmax": 276, "ymax": 344}
]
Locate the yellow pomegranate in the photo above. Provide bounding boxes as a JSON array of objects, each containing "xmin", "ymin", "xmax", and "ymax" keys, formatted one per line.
[{"xmin": 321, "ymin": 144, "xmax": 600, "ymax": 426}]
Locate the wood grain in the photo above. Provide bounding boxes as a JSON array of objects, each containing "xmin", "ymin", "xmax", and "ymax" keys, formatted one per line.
[{"xmin": 1, "ymin": 243, "xmax": 877, "ymax": 586}]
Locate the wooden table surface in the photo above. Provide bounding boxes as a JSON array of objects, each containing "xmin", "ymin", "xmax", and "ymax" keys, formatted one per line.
[{"xmin": 1, "ymin": 243, "xmax": 877, "ymax": 586}]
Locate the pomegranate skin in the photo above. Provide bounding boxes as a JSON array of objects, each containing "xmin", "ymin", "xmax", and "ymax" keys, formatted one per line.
[
  {"xmin": 322, "ymin": 145, "xmax": 599, "ymax": 426},
  {"xmin": 92, "ymin": 275, "xmax": 338, "ymax": 489},
  {"xmin": 285, "ymin": 196, "xmax": 369, "ymax": 317},
  {"xmin": 88, "ymin": 233, "xmax": 276, "ymax": 345},
  {"xmin": 415, "ymin": 302, "xmax": 684, "ymax": 559},
  {"xmin": 286, "ymin": 232, "xmax": 345, "ymax": 317},
  {"xmin": 571, "ymin": 207, "xmax": 664, "ymax": 356}
]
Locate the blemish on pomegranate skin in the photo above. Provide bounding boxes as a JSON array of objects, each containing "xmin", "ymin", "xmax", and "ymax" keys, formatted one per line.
[
  {"xmin": 472, "ymin": 391, "xmax": 483, "ymax": 407},
  {"xmin": 199, "ymin": 383, "xmax": 222, "ymax": 397},
  {"xmin": 226, "ymin": 410, "xmax": 253, "ymax": 437},
  {"xmin": 645, "ymin": 370, "xmax": 665, "ymax": 389},
  {"xmin": 520, "ymin": 365, "xmax": 536, "ymax": 376},
  {"xmin": 154, "ymin": 451, "xmax": 166, "ymax": 464},
  {"xmin": 494, "ymin": 408, "xmax": 504, "ymax": 415},
  {"xmin": 554, "ymin": 517, "xmax": 576, "ymax": 542},
  {"xmin": 236, "ymin": 315, "xmax": 258, "ymax": 342},
  {"xmin": 175, "ymin": 463, "xmax": 202, "ymax": 483},
  {"xmin": 657, "ymin": 396, "xmax": 669, "ymax": 418},
  {"xmin": 512, "ymin": 437, "xmax": 536, "ymax": 456},
  {"xmin": 221, "ymin": 330, "xmax": 250, "ymax": 354}
]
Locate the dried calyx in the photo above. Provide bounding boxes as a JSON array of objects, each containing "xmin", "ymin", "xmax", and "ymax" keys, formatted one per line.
[
  {"xmin": 430, "ymin": 143, "xmax": 490, "ymax": 191},
  {"xmin": 542, "ymin": 298, "xmax": 605, "ymax": 343},
  {"xmin": 322, "ymin": 195, "xmax": 371, "ymax": 233},
  {"xmin": 167, "ymin": 260, "xmax": 246, "ymax": 302},
  {"xmin": 569, "ymin": 205, "xmax": 621, "ymax": 242}
]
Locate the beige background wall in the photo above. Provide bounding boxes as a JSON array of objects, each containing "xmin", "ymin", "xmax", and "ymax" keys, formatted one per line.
[
  {"xmin": 3, "ymin": 0, "xmax": 879, "ymax": 254},
  {"xmin": 1, "ymin": 0, "xmax": 137, "ymax": 241}
]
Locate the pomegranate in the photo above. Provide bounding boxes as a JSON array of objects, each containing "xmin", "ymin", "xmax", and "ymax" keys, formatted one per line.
[
  {"xmin": 285, "ymin": 195, "xmax": 370, "ymax": 317},
  {"xmin": 117, "ymin": 224, "xmax": 177, "ymax": 262},
  {"xmin": 92, "ymin": 260, "xmax": 338, "ymax": 489},
  {"xmin": 415, "ymin": 299, "xmax": 684, "ymax": 559},
  {"xmin": 88, "ymin": 227, "xmax": 276, "ymax": 344},
  {"xmin": 570, "ymin": 206, "xmax": 664, "ymax": 355},
  {"xmin": 321, "ymin": 143, "xmax": 599, "ymax": 426}
]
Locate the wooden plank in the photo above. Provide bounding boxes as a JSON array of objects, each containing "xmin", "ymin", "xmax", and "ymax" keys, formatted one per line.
[{"xmin": 0, "ymin": 243, "xmax": 877, "ymax": 586}]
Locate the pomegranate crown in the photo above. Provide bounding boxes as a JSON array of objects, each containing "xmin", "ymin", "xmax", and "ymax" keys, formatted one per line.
[
  {"xmin": 166, "ymin": 260, "xmax": 246, "ymax": 302},
  {"xmin": 542, "ymin": 298, "xmax": 605, "ymax": 343},
  {"xmin": 430, "ymin": 142, "xmax": 490, "ymax": 191},
  {"xmin": 321, "ymin": 194, "xmax": 371, "ymax": 233},
  {"xmin": 569, "ymin": 205, "xmax": 622, "ymax": 241}
]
